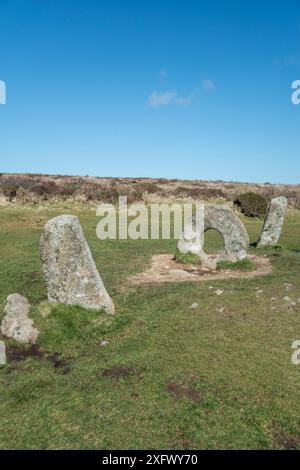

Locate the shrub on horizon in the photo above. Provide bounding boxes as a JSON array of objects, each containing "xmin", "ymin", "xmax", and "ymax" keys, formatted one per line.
[{"xmin": 233, "ymin": 192, "xmax": 268, "ymax": 218}]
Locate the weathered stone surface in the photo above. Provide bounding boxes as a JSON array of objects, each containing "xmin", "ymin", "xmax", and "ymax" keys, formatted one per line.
[
  {"xmin": 40, "ymin": 215, "xmax": 115, "ymax": 314},
  {"xmin": 189, "ymin": 303, "xmax": 199, "ymax": 309},
  {"xmin": 1, "ymin": 293, "xmax": 39, "ymax": 344},
  {"xmin": 0, "ymin": 340, "xmax": 6, "ymax": 365},
  {"xmin": 178, "ymin": 204, "xmax": 249, "ymax": 269},
  {"xmin": 258, "ymin": 197, "xmax": 287, "ymax": 247}
]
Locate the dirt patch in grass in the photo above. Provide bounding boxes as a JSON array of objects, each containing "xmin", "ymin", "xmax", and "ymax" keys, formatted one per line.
[
  {"xmin": 129, "ymin": 253, "xmax": 272, "ymax": 285},
  {"xmin": 101, "ymin": 366, "xmax": 138, "ymax": 379},
  {"xmin": 6, "ymin": 344, "xmax": 72, "ymax": 374},
  {"xmin": 166, "ymin": 377, "xmax": 202, "ymax": 404},
  {"xmin": 47, "ymin": 353, "xmax": 72, "ymax": 374},
  {"xmin": 272, "ymin": 431, "xmax": 300, "ymax": 450},
  {"xmin": 7, "ymin": 344, "xmax": 44, "ymax": 361}
]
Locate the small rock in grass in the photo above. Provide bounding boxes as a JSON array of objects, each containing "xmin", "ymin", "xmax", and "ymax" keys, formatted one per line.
[
  {"xmin": 283, "ymin": 296, "xmax": 292, "ymax": 302},
  {"xmin": 0, "ymin": 341, "xmax": 6, "ymax": 365},
  {"xmin": 189, "ymin": 303, "xmax": 199, "ymax": 309},
  {"xmin": 215, "ymin": 289, "xmax": 224, "ymax": 296},
  {"xmin": 1, "ymin": 293, "xmax": 39, "ymax": 344},
  {"xmin": 100, "ymin": 340, "xmax": 110, "ymax": 347}
]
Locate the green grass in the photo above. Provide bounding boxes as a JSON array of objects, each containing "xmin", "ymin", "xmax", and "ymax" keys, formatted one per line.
[
  {"xmin": 217, "ymin": 258, "xmax": 257, "ymax": 271},
  {"xmin": 173, "ymin": 250, "xmax": 201, "ymax": 265},
  {"xmin": 0, "ymin": 203, "xmax": 300, "ymax": 449}
]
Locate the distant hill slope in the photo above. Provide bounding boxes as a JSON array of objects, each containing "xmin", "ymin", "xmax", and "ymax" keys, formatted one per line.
[{"xmin": 0, "ymin": 173, "xmax": 299, "ymax": 208}]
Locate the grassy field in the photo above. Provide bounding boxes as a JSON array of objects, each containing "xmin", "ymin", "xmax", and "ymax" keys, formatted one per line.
[{"xmin": 0, "ymin": 203, "xmax": 300, "ymax": 450}]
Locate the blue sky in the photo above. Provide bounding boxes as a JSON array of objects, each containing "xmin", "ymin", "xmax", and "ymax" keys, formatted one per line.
[{"xmin": 0, "ymin": 0, "xmax": 300, "ymax": 183}]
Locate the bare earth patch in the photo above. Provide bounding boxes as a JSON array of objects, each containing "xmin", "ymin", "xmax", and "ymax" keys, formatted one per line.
[
  {"xmin": 166, "ymin": 377, "xmax": 202, "ymax": 404},
  {"xmin": 129, "ymin": 253, "xmax": 272, "ymax": 285},
  {"xmin": 101, "ymin": 366, "xmax": 138, "ymax": 379},
  {"xmin": 272, "ymin": 430, "xmax": 300, "ymax": 450},
  {"xmin": 6, "ymin": 344, "xmax": 72, "ymax": 374}
]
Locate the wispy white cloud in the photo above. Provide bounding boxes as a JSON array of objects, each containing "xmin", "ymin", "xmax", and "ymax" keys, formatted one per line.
[
  {"xmin": 147, "ymin": 75, "xmax": 215, "ymax": 108},
  {"xmin": 147, "ymin": 90, "xmax": 191, "ymax": 108},
  {"xmin": 202, "ymin": 79, "xmax": 215, "ymax": 91},
  {"xmin": 147, "ymin": 90, "xmax": 176, "ymax": 108}
]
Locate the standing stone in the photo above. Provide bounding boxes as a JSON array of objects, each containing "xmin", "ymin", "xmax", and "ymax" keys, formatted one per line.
[
  {"xmin": 1, "ymin": 293, "xmax": 39, "ymax": 344},
  {"xmin": 0, "ymin": 341, "xmax": 6, "ymax": 365},
  {"xmin": 40, "ymin": 215, "xmax": 115, "ymax": 314},
  {"xmin": 258, "ymin": 197, "xmax": 287, "ymax": 247},
  {"xmin": 178, "ymin": 204, "xmax": 249, "ymax": 268}
]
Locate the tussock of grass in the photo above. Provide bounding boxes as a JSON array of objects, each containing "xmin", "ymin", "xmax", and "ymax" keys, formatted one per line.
[
  {"xmin": 31, "ymin": 303, "xmax": 128, "ymax": 356},
  {"xmin": 173, "ymin": 250, "xmax": 201, "ymax": 265},
  {"xmin": 217, "ymin": 258, "xmax": 257, "ymax": 271}
]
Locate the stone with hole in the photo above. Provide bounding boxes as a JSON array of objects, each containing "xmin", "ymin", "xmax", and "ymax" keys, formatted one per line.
[
  {"xmin": 40, "ymin": 214, "xmax": 115, "ymax": 314},
  {"xmin": 1, "ymin": 293, "xmax": 39, "ymax": 344},
  {"xmin": 178, "ymin": 204, "xmax": 249, "ymax": 269},
  {"xmin": 257, "ymin": 197, "xmax": 287, "ymax": 247}
]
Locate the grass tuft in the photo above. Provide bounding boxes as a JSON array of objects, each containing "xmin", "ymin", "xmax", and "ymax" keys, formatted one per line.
[
  {"xmin": 217, "ymin": 258, "xmax": 257, "ymax": 271},
  {"xmin": 173, "ymin": 250, "xmax": 201, "ymax": 265}
]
